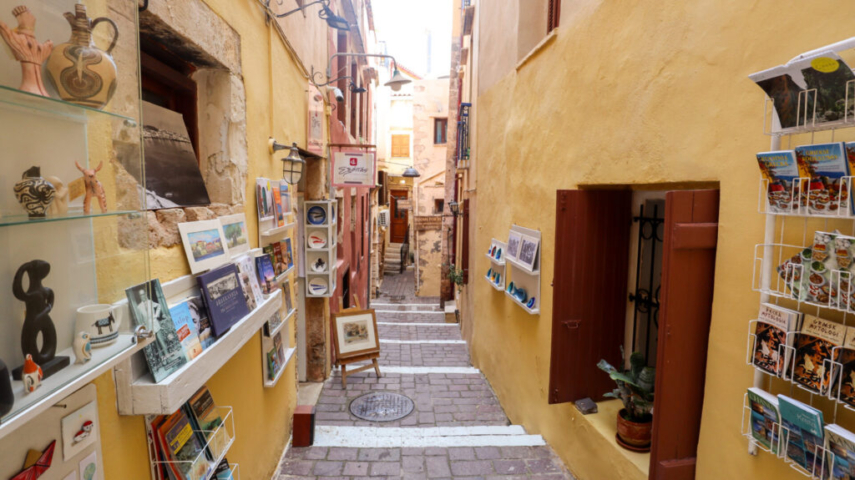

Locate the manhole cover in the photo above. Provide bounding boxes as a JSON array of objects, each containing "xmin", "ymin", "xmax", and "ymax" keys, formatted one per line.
[{"xmin": 349, "ymin": 392, "xmax": 414, "ymax": 422}]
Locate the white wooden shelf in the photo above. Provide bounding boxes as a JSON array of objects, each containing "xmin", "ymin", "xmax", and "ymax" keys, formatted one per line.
[
  {"xmin": 267, "ymin": 308, "xmax": 296, "ymax": 338},
  {"xmin": 275, "ymin": 265, "xmax": 296, "ymax": 283},
  {"xmin": 116, "ymin": 289, "xmax": 282, "ymax": 415},
  {"xmin": 264, "ymin": 348, "xmax": 296, "ymax": 388},
  {"xmin": 506, "ymin": 256, "xmax": 539, "ymax": 275},
  {"xmin": 505, "ymin": 290, "xmax": 540, "ymax": 315},
  {"xmin": 261, "ymin": 222, "xmax": 296, "ymax": 238},
  {"xmin": 486, "ymin": 253, "xmax": 505, "ymax": 265},
  {"xmin": 486, "ymin": 275, "xmax": 505, "ymax": 291},
  {"xmin": 504, "ymin": 227, "xmax": 540, "ymax": 315}
]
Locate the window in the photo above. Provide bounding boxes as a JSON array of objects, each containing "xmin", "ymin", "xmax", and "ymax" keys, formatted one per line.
[
  {"xmin": 434, "ymin": 118, "xmax": 448, "ymax": 144},
  {"xmin": 140, "ymin": 49, "xmax": 199, "ymax": 163},
  {"xmin": 547, "ymin": 0, "xmax": 561, "ymax": 33},
  {"xmin": 391, "ymin": 134, "xmax": 410, "ymax": 157},
  {"xmin": 434, "ymin": 199, "xmax": 444, "ymax": 214}
]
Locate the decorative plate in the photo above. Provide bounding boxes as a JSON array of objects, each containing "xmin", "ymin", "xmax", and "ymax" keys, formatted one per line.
[
  {"xmin": 307, "ymin": 205, "xmax": 327, "ymax": 225},
  {"xmin": 309, "ymin": 277, "xmax": 328, "ymax": 295},
  {"xmin": 311, "ymin": 254, "xmax": 328, "ymax": 273},
  {"xmin": 308, "ymin": 230, "xmax": 328, "ymax": 249}
]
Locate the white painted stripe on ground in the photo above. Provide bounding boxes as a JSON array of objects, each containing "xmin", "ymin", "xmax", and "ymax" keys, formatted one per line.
[
  {"xmin": 314, "ymin": 429, "xmax": 546, "ymax": 448},
  {"xmin": 380, "ymin": 339, "xmax": 466, "ymax": 344},
  {"xmin": 317, "ymin": 425, "xmax": 527, "ymax": 437},
  {"xmin": 334, "ymin": 366, "xmax": 480, "ymax": 375},
  {"xmin": 372, "ymin": 303, "xmax": 442, "ymax": 307},
  {"xmin": 378, "ymin": 322, "xmax": 457, "ymax": 326},
  {"xmin": 374, "ymin": 310, "xmax": 445, "ymax": 314}
]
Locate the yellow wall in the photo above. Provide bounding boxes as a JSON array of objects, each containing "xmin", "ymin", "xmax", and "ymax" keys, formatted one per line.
[
  {"xmin": 468, "ymin": 2, "xmax": 855, "ymax": 480},
  {"xmin": 96, "ymin": 1, "xmax": 306, "ymax": 478}
]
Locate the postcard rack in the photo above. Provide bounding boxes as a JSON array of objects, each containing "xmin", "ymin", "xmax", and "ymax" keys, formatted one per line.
[
  {"xmin": 261, "ymin": 309, "xmax": 297, "ymax": 388},
  {"xmin": 147, "ymin": 406, "xmax": 237, "ymax": 480},
  {"xmin": 304, "ymin": 200, "xmax": 338, "ymax": 298},
  {"xmin": 485, "ymin": 239, "xmax": 506, "ymax": 291},
  {"xmin": 762, "ymin": 79, "xmax": 855, "ymax": 136},
  {"xmin": 504, "ymin": 225, "xmax": 540, "ymax": 315}
]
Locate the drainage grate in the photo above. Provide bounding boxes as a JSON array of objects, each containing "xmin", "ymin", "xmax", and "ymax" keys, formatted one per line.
[{"xmin": 349, "ymin": 392, "xmax": 415, "ymax": 422}]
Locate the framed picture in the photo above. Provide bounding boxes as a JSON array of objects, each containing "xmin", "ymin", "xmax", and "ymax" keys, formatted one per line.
[
  {"xmin": 178, "ymin": 219, "xmax": 231, "ymax": 274},
  {"xmin": 61, "ymin": 401, "xmax": 99, "ymax": 460},
  {"xmin": 517, "ymin": 234, "xmax": 540, "ymax": 272},
  {"xmin": 332, "ymin": 309, "xmax": 380, "ymax": 360},
  {"xmin": 219, "ymin": 213, "xmax": 250, "ymax": 256},
  {"xmin": 506, "ymin": 230, "xmax": 522, "ymax": 261}
]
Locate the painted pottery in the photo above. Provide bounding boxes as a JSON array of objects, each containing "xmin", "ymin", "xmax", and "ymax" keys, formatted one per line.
[
  {"xmin": 0, "ymin": 358, "xmax": 13, "ymax": 417},
  {"xmin": 73, "ymin": 331, "xmax": 92, "ymax": 364},
  {"xmin": 307, "ymin": 206, "xmax": 327, "ymax": 225},
  {"xmin": 14, "ymin": 166, "xmax": 55, "ymax": 218},
  {"xmin": 75, "ymin": 161, "xmax": 107, "ymax": 214},
  {"xmin": 76, "ymin": 303, "xmax": 123, "ymax": 347},
  {"xmin": 45, "ymin": 4, "xmax": 118, "ymax": 109},
  {"xmin": 615, "ymin": 409, "xmax": 652, "ymax": 451},
  {"xmin": 0, "ymin": 6, "xmax": 53, "ymax": 96},
  {"xmin": 21, "ymin": 354, "xmax": 42, "ymax": 393},
  {"xmin": 309, "ymin": 277, "xmax": 328, "ymax": 295}
]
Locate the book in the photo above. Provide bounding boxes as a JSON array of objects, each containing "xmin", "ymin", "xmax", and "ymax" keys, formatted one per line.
[
  {"xmin": 266, "ymin": 347, "xmax": 280, "ymax": 381},
  {"xmin": 279, "ymin": 180, "xmax": 291, "ymax": 216},
  {"xmin": 188, "ymin": 386, "xmax": 227, "ymax": 460},
  {"xmin": 750, "ymin": 65, "xmax": 804, "ymax": 129},
  {"xmin": 834, "ymin": 329, "xmax": 855, "ymax": 408},
  {"xmin": 266, "ymin": 179, "xmax": 275, "ymax": 220},
  {"xmin": 255, "ymin": 254, "xmax": 276, "ymax": 295},
  {"xmin": 779, "ymin": 394, "xmax": 825, "ymax": 473},
  {"xmin": 126, "ymin": 279, "xmax": 188, "ymax": 383},
  {"xmin": 757, "ymin": 150, "xmax": 804, "ymax": 214},
  {"xmin": 256, "ymin": 179, "xmax": 270, "ymax": 219},
  {"xmin": 794, "ymin": 315, "xmax": 847, "ymax": 394},
  {"xmin": 274, "ymin": 331, "xmax": 286, "ymax": 367},
  {"xmin": 214, "ymin": 459, "xmax": 233, "ymax": 480},
  {"xmin": 753, "ymin": 303, "xmax": 802, "ymax": 377},
  {"xmin": 796, "ymin": 143, "xmax": 849, "ymax": 216},
  {"xmin": 747, "ymin": 388, "xmax": 780, "ymax": 454},
  {"xmin": 197, "ymin": 264, "xmax": 251, "ymax": 338},
  {"xmin": 808, "ymin": 231, "xmax": 840, "ymax": 305},
  {"xmin": 149, "ymin": 416, "xmax": 173, "ymax": 480},
  {"xmin": 235, "ymin": 254, "xmax": 264, "ymax": 307},
  {"xmin": 265, "ymin": 311, "xmax": 282, "ymax": 336},
  {"xmin": 272, "ymin": 242, "xmax": 285, "ymax": 275},
  {"xmin": 283, "ymin": 238, "xmax": 294, "ymax": 270},
  {"xmin": 282, "ymin": 279, "xmax": 293, "ymax": 313},
  {"xmin": 187, "ymin": 296, "xmax": 214, "ymax": 349},
  {"xmin": 826, "ymin": 424, "xmax": 855, "ymax": 480},
  {"xmin": 159, "ymin": 408, "xmax": 211, "ymax": 480},
  {"xmin": 169, "ymin": 300, "xmax": 204, "ymax": 361},
  {"xmin": 834, "ymin": 235, "xmax": 855, "ymax": 309},
  {"xmin": 777, "ymin": 248, "xmax": 812, "ymax": 301},
  {"xmin": 273, "ymin": 187, "xmax": 284, "ymax": 228}
]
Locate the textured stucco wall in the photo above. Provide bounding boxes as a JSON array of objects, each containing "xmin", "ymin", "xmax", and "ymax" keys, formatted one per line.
[{"xmin": 469, "ymin": 2, "xmax": 855, "ymax": 480}]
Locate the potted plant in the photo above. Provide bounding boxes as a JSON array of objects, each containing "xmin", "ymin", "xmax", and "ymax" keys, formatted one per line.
[{"xmin": 597, "ymin": 349, "xmax": 655, "ymax": 452}]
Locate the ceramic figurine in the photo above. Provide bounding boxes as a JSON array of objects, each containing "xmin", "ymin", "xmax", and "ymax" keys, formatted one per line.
[
  {"xmin": 487, "ymin": 268, "xmax": 492, "ymax": 279},
  {"xmin": 45, "ymin": 4, "xmax": 118, "ymax": 109},
  {"xmin": 507, "ymin": 281, "xmax": 514, "ymax": 293},
  {"xmin": 14, "ymin": 260, "xmax": 69, "ymax": 380},
  {"xmin": 21, "ymin": 354, "xmax": 42, "ymax": 393},
  {"xmin": 75, "ymin": 161, "xmax": 107, "ymax": 214},
  {"xmin": 527, "ymin": 297, "xmax": 536, "ymax": 309},
  {"xmin": 73, "ymin": 420, "xmax": 94, "ymax": 444},
  {"xmin": 73, "ymin": 332, "xmax": 92, "ymax": 364},
  {"xmin": 14, "ymin": 166, "xmax": 55, "ymax": 218},
  {"xmin": 0, "ymin": 6, "xmax": 53, "ymax": 96},
  {"xmin": 496, "ymin": 248, "xmax": 502, "ymax": 259},
  {"xmin": 0, "ymin": 358, "xmax": 13, "ymax": 417},
  {"xmin": 45, "ymin": 176, "xmax": 69, "ymax": 215}
]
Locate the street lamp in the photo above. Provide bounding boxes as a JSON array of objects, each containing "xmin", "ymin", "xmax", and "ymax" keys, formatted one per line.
[
  {"xmin": 314, "ymin": 53, "xmax": 412, "ymax": 92},
  {"xmin": 267, "ymin": 0, "xmax": 349, "ymax": 31},
  {"xmin": 402, "ymin": 167, "xmax": 421, "ymax": 178},
  {"xmin": 269, "ymin": 139, "xmax": 306, "ymax": 185},
  {"xmin": 448, "ymin": 200, "xmax": 460, "ymax": 217},
  {"xmin": 385, "ymin": 68, "xmax": 410, "ymax": 91}
]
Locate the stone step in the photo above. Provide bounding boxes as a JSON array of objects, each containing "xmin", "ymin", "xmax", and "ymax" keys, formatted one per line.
[
  {"xmin": 371, "ymin": 303, "xmax": 443, "ymax": 312},
  {"xmin": 312, "ymin": 425, "xmax": 546, "ymax": 448}
]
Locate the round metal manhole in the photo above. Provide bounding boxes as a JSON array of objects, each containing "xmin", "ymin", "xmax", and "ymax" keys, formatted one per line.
[{"xmin": 349, "ymin": 392, "xmax": 415, "ymax": 422}]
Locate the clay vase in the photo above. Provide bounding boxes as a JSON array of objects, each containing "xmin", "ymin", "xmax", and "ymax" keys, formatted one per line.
[
  {"xmin": 0, "ymin": 358, "xmax": 13, "ymax": 418},
  {"xmin": 615, "ymin": 409, "xmax": 652, "ymax": 452},
  {"xmin": 45, "ymin": 4, "xmax": 118, "ymax": 110},
  {"xmin": 14, "ymin": 166, "xmax": 55, "ymax": 218}
]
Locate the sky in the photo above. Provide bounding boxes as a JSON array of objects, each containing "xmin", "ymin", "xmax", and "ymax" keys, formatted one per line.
[{"xmin": 371, "ymin": 0, "xmax": 453, "ymax": 79}]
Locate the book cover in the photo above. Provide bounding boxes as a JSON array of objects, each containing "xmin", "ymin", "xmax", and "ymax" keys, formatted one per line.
[
  {"xmin": 835, "ymin": 235, "xmax": 855, "ymax": 310},
  {"xmin": 265, "ymin": 311, "xmax": 282, "ymax": 336},
  {"xmin": 235, "ymin": 254, "xmax": 264, "ymax": 310},
  {"xmin": 266, "ymin": 348, "xmax": 280, "ymax": 381},
  {"xmin": 266, "ymin": 179, "xmax": 275, "ymax": 221},
  {"xmin": 255, "ymin": 254, "xmax": 276, "ymax": 295},
  {"xmin": 159, "ymin": 408, "xmax": 211, "ymax": 480},
  {"xmin": 214, "ymin": 459, "xmax": 233, "ymax": 480},
  {"xmin": 796, "ymin": 143, "xmax": 849, "ymax": 216},
  {"xmin": 274, "ymin": 331, "xmax": 286, "ymax": 366},
  {"xmin": 808, "ymin": 231, "xmax": 840, "ymax": 305},
  {"xmin": 757, "ymin": 150, "xmax": 804, "ymax": 214},
  {"xmin": 197, "ymin": 264, "xmax": 251, "ymax": 338},
  {"xmin": 187, "ymin": 296, "xmax": 214, "ymax": 349},
  {"xmin": 794, "ymin": 315, "xmax": 847, "ymax": 394},
  {"xmin": 753, "ymin": 303, "xmax": 802, "ymax": 377},
  {"xmin": 835, "ymin": 328, "xmax": 855, "ymax": 408},
  {"xmin": 283, "ymin": 238, "xmax": 294, "ymax": 270},
  {"xmin": 256, "ymin": 179, "xmax": 270, "ymax": 219},
  {"xmin": 169, "ymin": 301, "xmax": 204, "ymax": 361},
  {"xmin": 794, "ymin": 53, "xmax": 855, "ymax": 127},
  {"xmin": 273, "ymin": 187, "xmax": 284, "ymax": 228},
  {"xmin": 777, "ymin": 248, "xmax": 812, "ymax": 301},
  {"xmin": 747, "ymin": 387, "xmax": 780, "ymax": 454},
  {"xmin": 279, "ymin": 180, "xmax": 291, "ymax": 216},
  {"xmin": 272, "ymin": 242, "xmax": 285, "ymax": 275},
  {"xmin": 188, "ymin": 386, "xmax": 227, "ymax": 460},
  {"xmin": 282, "ymin": 280, "xmax": 293, "ymax": 313},
  {"xmin": 126, "ymin": 279, "xmax": 188, "ymax": 383},
  {"xmin": 750, "ymin": 65, "xmax": 804, "ymax": 129},
  {"xmin": 826, "ymin": 424, "xmax": 855, "ymax": 480},
  {"xmin": 779, "ymin": 394, "xmax": 825, "ymax": 473}
]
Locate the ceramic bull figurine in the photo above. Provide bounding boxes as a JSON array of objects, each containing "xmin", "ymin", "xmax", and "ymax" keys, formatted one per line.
[{"xmin": 75, "ymin": 161, "xmax": 107, "ymax": 214}]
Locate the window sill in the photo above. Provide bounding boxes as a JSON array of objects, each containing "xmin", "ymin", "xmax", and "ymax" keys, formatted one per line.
[
  {"xmin": 516, "ymin": 29, "xmax": 558, "ymax": 72},
  {"xmin": 576, "ymin": 399, "xmax": 649, "ymax": 480}
]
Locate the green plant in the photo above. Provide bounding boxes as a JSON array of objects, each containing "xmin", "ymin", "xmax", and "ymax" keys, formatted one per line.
[
  {"xmin": 446, "ymin": 264, "xmax": 464, "ymax": 290},
  {"xmin": 597, "ymin": 348, "xmax": 655, "ymax": 422}
]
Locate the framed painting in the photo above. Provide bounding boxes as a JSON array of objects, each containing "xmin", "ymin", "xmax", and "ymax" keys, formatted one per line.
[
  {"xmin": 219, "ymin": 213, "xmax": 250, "ymax": 256},
  {"xmin": 178, "ymin": 219, "xmax": 231, "ymax": 274},
  {"xmin": 506, "ymin": 230, "xmax": 522, "ymax": 262},
  {"xmin": 517, "ymin": 234, "xmax": 540, "ymax": 272},
  {"xmin": 332, "ymin": 309, "xmax": 380, "ymax": 360}
]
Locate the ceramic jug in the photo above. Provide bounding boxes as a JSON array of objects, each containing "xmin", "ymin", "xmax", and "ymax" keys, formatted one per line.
[
  {"xmin": 45, "ymin": 3, "xmax": 118, "ymax": 109},
  {"xmin": 14, "ymin": 166, "xmax": 55, "ymax": 218}
]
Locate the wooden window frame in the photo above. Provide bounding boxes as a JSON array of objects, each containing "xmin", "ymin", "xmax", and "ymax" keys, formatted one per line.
[
  {"xmin": 547, "ymin": 0, "xmax": 561, "ymax": 34},
  {"xmin": 434, "ymin": 117, "xmax": 448, "ymax": 144},
  {"xmin": 391, "ymin": 134, "xmax": 410, "ymax": 158}
]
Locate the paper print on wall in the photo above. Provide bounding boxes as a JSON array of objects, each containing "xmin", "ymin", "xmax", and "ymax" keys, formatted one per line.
[
  {"xmin": 517, "ymin": 234, "xmax": 540, "ymax": 271},
  {"xmin": 219, "ymin": 213, "xmax": 250, "ymax": 256},
  {"xmin": 178, "ymin": 220, "xmax": 231, "ymax": 274},
  {"xmin": 506, "ymin": 231, "xmax": 522, "ymax": 261},
  {"xmin": 78, "ymin": 451, "xmax": 98, "ymax": 480},
  {"xmin": 61, "ymin": 401, "xmax": 98, "ymax": 461}
]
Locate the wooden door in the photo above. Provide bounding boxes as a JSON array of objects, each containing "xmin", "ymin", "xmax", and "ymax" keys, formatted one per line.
[
  {"xmin": 649, "ymin": 190, "xmax": 719, "ymax": 480},
  {"xmin": 549, "ymin": 190, "xmax": 633, "ymax": 404},
  {"xmin": 390, "ymin": 190, "xmax": 409, "ymax": 244}
]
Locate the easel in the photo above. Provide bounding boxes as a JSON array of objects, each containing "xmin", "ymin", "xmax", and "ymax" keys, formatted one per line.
[{"xmin": 334, "ymin": 295, "xmax": 382, "ymax": 387}]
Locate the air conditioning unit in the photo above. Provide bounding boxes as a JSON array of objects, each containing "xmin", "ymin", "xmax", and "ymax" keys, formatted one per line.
[{"xmin": 378, "ymin": 209, "xmax": 390, "ymax": 228}]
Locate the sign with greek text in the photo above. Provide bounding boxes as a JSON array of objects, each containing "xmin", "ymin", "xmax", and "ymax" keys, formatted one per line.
[{"xmin": 332, "ymin": 152, "xmax": 376, "ymax": 188}]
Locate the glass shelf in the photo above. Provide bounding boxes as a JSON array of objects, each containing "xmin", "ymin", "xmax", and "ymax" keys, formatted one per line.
[
  {"xmin": 0, "ymin": 85, "xmax": 137, "ymax": 125},
  {"xmin": 0, "ymin": 209, "xmax": 141, "ymax": 228}
]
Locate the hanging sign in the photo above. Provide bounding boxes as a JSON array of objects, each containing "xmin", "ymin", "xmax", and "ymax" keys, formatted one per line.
[
  {"xmin": 332, "ymin": 152, "xmax": 376, "ymax": 188},
  {"xmin": 307, "ymin": 83, "xmax": 325, "ymax": 156}
]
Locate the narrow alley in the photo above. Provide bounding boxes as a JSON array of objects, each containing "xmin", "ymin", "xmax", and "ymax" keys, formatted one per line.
[{"xmin": 276, "ymin": 272, "xmax": 573, "ymax": 479}]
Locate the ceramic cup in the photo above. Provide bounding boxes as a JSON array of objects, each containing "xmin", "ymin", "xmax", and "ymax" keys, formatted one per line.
[{"xmin": 76, "ymin": 304, "xmax": 123, "ymax": 347}]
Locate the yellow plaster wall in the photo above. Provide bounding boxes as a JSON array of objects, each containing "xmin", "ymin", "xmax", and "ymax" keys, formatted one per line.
[
  {"xmin": 470, "ymin": 2, "xmax": 855, "ymax": 480},
  {"xmin": 95, "ymin": 1, "xmax": 307, "ymax": 478}
]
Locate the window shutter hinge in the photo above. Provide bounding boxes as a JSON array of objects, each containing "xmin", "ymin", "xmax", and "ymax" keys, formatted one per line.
[{"xmin": 564, "ymin": 319, "xmax": 580, "ymax": 329}]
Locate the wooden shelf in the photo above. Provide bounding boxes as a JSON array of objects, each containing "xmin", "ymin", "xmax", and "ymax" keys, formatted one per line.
[
  {"xmin": 505, "ymin": 290, "xmax": 539, "ymax": 315},
  {"xmin": 115, "ymin": 290, "xmax": 282, "ymax": 415},
  {"xmin": 260, "ymin": 222, "xmax": 296, "ymax": 238}
]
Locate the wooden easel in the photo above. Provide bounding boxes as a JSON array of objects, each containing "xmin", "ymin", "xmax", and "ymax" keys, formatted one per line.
[{"xmin": 335, "ymin": 295, "xmax": 381, "ymax": 387}]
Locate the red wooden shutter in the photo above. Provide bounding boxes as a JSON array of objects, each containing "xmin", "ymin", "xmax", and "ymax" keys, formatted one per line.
[
  {"xmin": 649, "ymin": 190, "xmax": 719, "ymax": 480},
  {"xmin": 547, "ymin": 0, "xmax": 561, "ymax": 33},
  {"xmin": 549, "ymin": 190, "xmax": 632, "ymax": 404},
  {"xmin": 462, "ymin": 199, "xmax": 470, "ymax": 284}
]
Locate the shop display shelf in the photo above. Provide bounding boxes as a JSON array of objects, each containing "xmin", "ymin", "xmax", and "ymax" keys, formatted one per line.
[
  {"xmin": 506, "ymin": 256, "xmax": 540, "ymax": 275},
  {"xmin": 485, "ymin": 253, "xmax": 505, "ymax": 265},
  {"xmin": 0, "ymin": 84, "xmax": 137, "ymax": 124},
  {"xmin": 264, "ymin": 348, "xmax": 296, "ymax": 389},
  {"xmin": 116, "ymin": 285, "xmax": 282, "ymax": 415},
  {"xmin": 265, "ymin": 308, "xmax": 295, "ymax": 338},
  {"xmin": 761, "ymin": 79, "xmax": 855, "ymax": 137},
  {"xmin": 485, "ymin": 275, "xmax": 504, "ymax": 291},
  {"xmin": 260, "ymin": 222, "xmax": 296, "ymax": 238},
  {"xmin": 505, "ymin": 289, "xmax": 539, "ymax": 315},
  {"xmin": 275, "ymin": 266, "xmax": 296, "ymax": 284},
  {"xmin": 0, "ymin": 209, "xmax": 141, "ymax": 228},
  {"xmin": 151, "ymin": 407, "xmax": 236, "ymax": 480}
]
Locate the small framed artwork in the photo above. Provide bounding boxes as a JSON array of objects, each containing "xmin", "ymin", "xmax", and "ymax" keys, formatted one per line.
[
  {"xmin": 79, "ymin": 450, "xmax": 99, "ymax": 480},
  {"xmin": 61, "ymin": 401, "xmax": 99, "ymax": 460},
  {"xmin": 178, "ymin": 220, "xmax": 231, "ymax": 274},
  {"xmin": 332, "ymin": 309, "xmax": 380, "ymax": 360},
  {"xmin": 219, "ymin": 213, "xmax": 250, "ymax": 256},
  {"xmin": 506, "ymin": 231, "xmax": 522, "ymax": 262},
  {"xmin": 517, "ymin": 234, "xmax": 540, "ymax": 272}
]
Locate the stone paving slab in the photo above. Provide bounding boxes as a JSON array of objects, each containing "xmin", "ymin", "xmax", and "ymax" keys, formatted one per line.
[
  {"xmin": 359, "ymin": 342, "xmax": 470, "ymax": 367},
  {"xmin": 379, "ymin": 324, "xmax": 463, "ymax": 341},
  {"xmin": 375, "ymin": 311, "xmax": 448, "ymax": 323}
]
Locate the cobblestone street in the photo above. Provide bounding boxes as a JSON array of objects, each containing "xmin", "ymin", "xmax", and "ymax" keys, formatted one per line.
[{"xmin": 276, "ymin": 272, "xmax": 573, "ymax": 479}]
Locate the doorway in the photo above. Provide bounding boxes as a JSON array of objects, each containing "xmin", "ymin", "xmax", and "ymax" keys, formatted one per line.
[{"xmin": 390, "ymin": 190, "xmax": 409, "ymax": 244}]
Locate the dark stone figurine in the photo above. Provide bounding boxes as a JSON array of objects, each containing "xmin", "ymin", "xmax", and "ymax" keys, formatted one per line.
[
  {"xmin": 12, "ymin": 260, "xmax": 69, "ymax": 380},
  {"xmin": 0, "ymin": 358, "xmax": 13, "ymax": 418}
]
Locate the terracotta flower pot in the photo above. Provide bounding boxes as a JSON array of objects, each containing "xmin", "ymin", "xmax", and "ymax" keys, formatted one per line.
[{"xmin": 615, "ymin": 408, "xmax": 652, "ymax": 452}]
